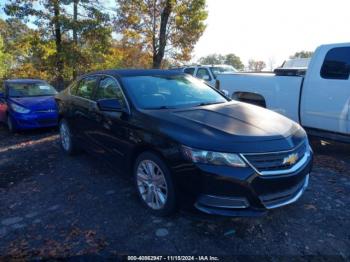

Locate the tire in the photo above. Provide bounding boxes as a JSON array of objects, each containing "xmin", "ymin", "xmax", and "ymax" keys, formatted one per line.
[
  {"xmin": 134, "ymin": 152, "xmax": 176, "ymax": 216},
  {"xmin": 7, "ymin": 115, "xmax": 16, "ymax": 133},
  {"xmin": 59, "ymin": 118, "xmax": 79, "ymax": 155}
]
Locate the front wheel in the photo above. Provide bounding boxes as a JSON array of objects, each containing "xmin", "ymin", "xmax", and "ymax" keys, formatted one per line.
[
  {"xmin": 134, "ymin": 152, "xmax": 176, "ymax": 216},
  {"xmin": 59, "ymin": 119, "xmax": 79, "ymax": 155},
  {"xmin": 7, "ymin": 115, "xmax": 16, "ymax": 133}
]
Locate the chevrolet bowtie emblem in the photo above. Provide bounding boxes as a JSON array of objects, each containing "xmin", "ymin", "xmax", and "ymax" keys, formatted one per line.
[{"xmin": 283, "ymin": 153, "xmax": 299, "ymax": 165}]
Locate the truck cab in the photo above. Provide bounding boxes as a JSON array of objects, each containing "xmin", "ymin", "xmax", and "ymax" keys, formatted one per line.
[{"xmin": 176, "ymin": 64, "xmax": 237, "ymax": 86}]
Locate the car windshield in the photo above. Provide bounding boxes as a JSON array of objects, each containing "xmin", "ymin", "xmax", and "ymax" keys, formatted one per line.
[
  {"xmin": 122, "ymin": 75, "xmax": 228, "ymax": 109},
  {"xmin": 8, "ymin": 82, "xmax": 57, "ymax": 97},
  {"xmin": 210, "ymin": 66, "xmax": 237, "ymax": 77}
]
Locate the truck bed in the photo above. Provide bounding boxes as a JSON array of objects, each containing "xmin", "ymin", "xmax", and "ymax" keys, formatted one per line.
[{"xmin": 217, "ymin": 73, "xmax": 304, "ymax": 122}]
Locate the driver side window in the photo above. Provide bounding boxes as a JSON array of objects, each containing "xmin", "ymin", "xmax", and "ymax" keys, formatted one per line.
[{"xmin": 96, "ymin": 77, "xmax": 126, "ymax": 108}]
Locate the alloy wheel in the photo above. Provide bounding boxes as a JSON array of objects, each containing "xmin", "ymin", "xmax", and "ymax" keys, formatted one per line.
[
  {"xmin": 136, "ymin": 160, "xmax": 168, "ymax": 210},
  {"xmin": 59, "ymin": 121, "xmax": 71, "ymax": 151}
]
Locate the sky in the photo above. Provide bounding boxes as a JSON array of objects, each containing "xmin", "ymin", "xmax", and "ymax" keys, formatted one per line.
[
  {"xmin": 1, "ymin": 0, "xmax": 349, "ymax": 68},
  {"xmin": 193, "ymin": 0, "xmax": 350, "ymax": 67}
]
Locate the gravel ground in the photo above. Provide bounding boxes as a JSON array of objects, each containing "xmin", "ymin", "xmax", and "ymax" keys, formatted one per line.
[{"xmin": 0, "ymin": 125, "xmax": 349, "ymax": 260}]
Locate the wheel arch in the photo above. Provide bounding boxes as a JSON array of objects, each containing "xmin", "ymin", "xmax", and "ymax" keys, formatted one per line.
[
  {"xmin": 128, "ymin": 145, "xmax": 166, "ymax": 173},
  {"xmin": 232, "ymin": 91, "xmax": 266, "ymax": 108}
]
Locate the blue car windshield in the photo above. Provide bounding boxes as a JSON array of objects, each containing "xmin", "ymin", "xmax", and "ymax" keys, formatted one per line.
[
  {"xmin": 8, "ymin": 83, "xmax": 57, "ymax": 97},
  {"xmin": 122, "ymin": 75, "xmax": 228, "ymax": 109}
]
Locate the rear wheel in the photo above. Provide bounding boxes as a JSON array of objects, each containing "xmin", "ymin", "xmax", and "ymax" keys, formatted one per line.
[
  {"xmin": 59, "ymin": 119, "xmax": 79, "ymax": 155},
  {"xmin": 134, "ymin": 152, "xmax": 176, "ymax": 216}
]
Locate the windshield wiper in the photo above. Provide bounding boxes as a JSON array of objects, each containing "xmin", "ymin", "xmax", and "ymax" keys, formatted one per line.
[
  {"xmin": 147, "ymin": 106, "xmax": 177, "ymax": 110},
  {"xmin": 196, "ymin": 101, "xmax": 225, "ymax": 107}
]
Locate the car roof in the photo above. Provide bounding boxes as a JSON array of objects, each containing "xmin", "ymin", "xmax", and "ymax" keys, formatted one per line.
[
  {"xmin": 5, "ymin": 79, "xmax": 47, "ymax": 84},
  {"xmin": 82, "ymin": 69, "xmax": 185, "ymax": 79}
]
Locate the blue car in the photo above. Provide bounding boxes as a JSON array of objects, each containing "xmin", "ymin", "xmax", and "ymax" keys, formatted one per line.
[{"xmin": 0, "ymin": 79, "xmax": 58, "ymax": 132}]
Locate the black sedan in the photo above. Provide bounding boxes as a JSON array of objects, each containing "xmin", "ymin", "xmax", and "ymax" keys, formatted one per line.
[{"xmin": 56, "ymin": 69, "xmax": 313, "ymax": 217}]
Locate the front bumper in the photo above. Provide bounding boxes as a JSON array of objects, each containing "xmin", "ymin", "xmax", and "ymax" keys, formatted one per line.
[
  {"xmin": 174, "ymin": 145, "xmax": 313, "ymax": 217},
  {"xmin": 10, "ymin": 111, "xmax": 58, "ymax": 129}
]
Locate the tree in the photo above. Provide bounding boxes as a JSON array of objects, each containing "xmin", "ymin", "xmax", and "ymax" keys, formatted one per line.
[
  {"xmin": 5, "ymin": 0, "xmax": 67, "ymax": 89},
  {"xmin": 61, "ymin": 0, "xmax": 112, "ymax": 78},
  {"xmin": 0, "ymin": 18, "xmax": 51, "ymax": 80},
  {"xmin": 290, "ymin": 51, "xmax": 313, "ymax": 59},
  {"xmin": 0, "ymin": 35, "xmax": 11, "ymax": 79},
  {"xmin": 198, "ymin": 53, "xmax": 244, "ymax": 70},
  {"xmin": 198, "ymin": 54, "xmax": 225, "ymax": 65},
  {"xmin": 248, "ymin": 59, "xmax": 266, "ymax": 72},
  {"xmin": 5, "ymin": 0, "xmax": 112, "ymax": 88},
  {"xmin": 115, "ymin": 0, "xmax": 208, "ymax": 68},
  {"xmin": 224, "ymin": 53, "xmax": 244, "ymax": 70}
]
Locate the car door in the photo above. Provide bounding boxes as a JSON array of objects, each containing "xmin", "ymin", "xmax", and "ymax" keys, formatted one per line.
[
  {"xmin": 301, "ymin": 46, "xmax": 350, "ymax": 134},
  {"xmin": 87, "ymin": 75, "xmax": 130, "ymax": 166},
  {"xmin": 69, "ymin": 76, "xmax": 99, "ymax": 144}
]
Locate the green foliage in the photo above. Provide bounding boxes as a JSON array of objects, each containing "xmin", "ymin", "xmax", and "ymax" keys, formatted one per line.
[
  {"xmin": 198, "ymin": 54, "xmax": 225, "ymax": 65},
  {"xmin": 1, "ymin": 0, "xmax": 208, "ymax": 85},
  {"xmin": 4, "ymin": 0, "xmax": 113, "ymax": 88},
  {"xmin": 0, "ymin": 36, "xmax": 11, "ymax": 78},
  {"xmin": 198, "ymin": 53, "xmax": 244, "ymax": 70},
  {"xmin": 224, "ymin": 54, "xmax": 244, "ymax": 71},
  {"xmin": 115, "ymin": 0, "xmax": 208, "ymax": 68},
  {"xmin": 290, "ymin": 51, "xmax": 313, "ymax": 59}
]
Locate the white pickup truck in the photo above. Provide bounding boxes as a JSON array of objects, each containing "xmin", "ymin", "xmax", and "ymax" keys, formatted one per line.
[{"xmin": 217, "ymin": 43, "xmax": 350, "ymax": 143}]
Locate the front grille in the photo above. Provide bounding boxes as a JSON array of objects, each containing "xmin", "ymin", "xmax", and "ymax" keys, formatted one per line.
[
  {"xmin": 243, "ymin": 142, "xmax": 308, "ymax": 174},
  {"xmin": 259, "ymin": 174, "xmax": 309, "ymax": 209}
]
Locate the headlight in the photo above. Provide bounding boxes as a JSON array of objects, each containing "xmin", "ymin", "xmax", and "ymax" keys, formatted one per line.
[
  {"xmin": 182, "ymin": 146, "xmax": 246, "ymax": 167},
  {"xmin": 10, "ymin": 103, "xmax": 30, "ymax": 113}
]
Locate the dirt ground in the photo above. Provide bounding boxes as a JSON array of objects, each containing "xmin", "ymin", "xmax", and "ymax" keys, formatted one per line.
[{"xmin": 0, "ymin": 125, "xmax": 349, "ymax": 260}]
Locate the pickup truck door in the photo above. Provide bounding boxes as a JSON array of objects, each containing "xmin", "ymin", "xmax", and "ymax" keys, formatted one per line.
[{"xmin": 300, "ymin": 46, "xmax": 350, "ymax": 134}]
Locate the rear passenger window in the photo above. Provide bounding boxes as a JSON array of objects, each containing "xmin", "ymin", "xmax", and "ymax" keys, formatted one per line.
[
  {"xmin": 76, "ymin": 77, "xmax": 97, "ymax": 99},
  {"xmin": 321, "ymin": 47, "xmax": 350, "ymax": 80},
  {"xmin": 96, "ymin": 77, "xmax": 126, "ymax": 108},
  {"xmin": 184, "ymin": 68, "xmax": 195, "ymax": 75}
]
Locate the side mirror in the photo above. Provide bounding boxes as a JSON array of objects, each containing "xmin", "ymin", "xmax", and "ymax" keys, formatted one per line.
[
  {"xmin": 97, "ymin": 99, "xmax": 123, "ymax": 112},
  {"xmin": 215, "ymin": 79, "xmax": 220, "ymax": 90},
  {"xmin": 221, "ymin": 89, "xmax": 229, "ymax": 96}
]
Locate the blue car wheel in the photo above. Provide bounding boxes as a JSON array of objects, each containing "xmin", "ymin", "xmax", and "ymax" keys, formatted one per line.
[{"xmin": 7, "ymin": 115, "xmax": 16, "ymax": 133}]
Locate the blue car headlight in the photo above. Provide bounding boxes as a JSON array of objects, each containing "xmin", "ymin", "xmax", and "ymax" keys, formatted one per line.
[
  {"xmin": 10, "ymin": 103, "xmax": 30, "ymax": 114},
  {"xmin": 182, "ymin": 146, "xmax": 247, "ymax": 167}
]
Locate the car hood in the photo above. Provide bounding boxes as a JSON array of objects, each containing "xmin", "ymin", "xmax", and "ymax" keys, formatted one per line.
[
  {"xmin": 9, "ymin": 96, "xmax": 57, "ymax": 111},
  {"xmin": 142, "ymin": 101, "xmax": 306, "ymax": 153}
]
